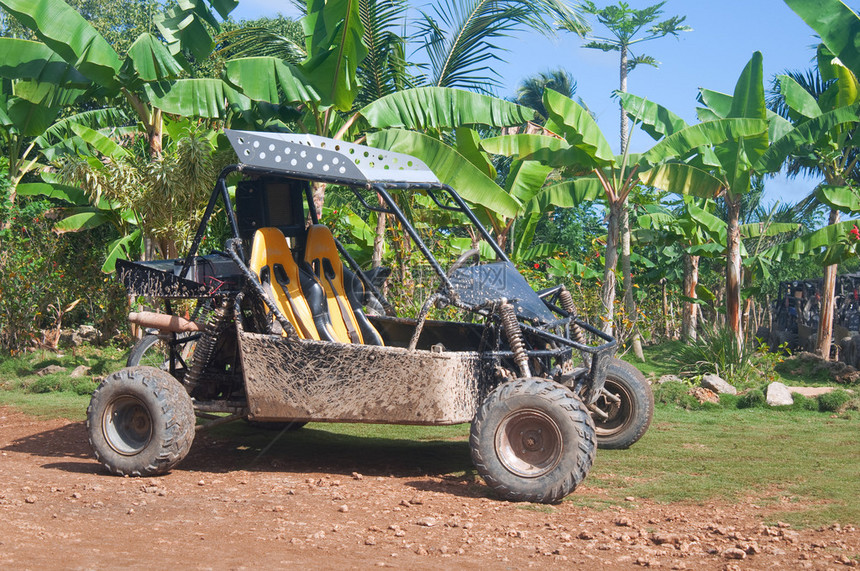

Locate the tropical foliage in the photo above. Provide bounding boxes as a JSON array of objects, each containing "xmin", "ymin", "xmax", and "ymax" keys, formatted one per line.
[{"xmin": 1, "ymin": 0, "xmax": 860, "ymax": 363}]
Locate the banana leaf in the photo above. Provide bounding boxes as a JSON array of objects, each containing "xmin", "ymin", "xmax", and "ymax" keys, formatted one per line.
[
  {"xmin": 145, "ymin": 79, "xmax": 247, "ymax": 119},
  {"xmin": 784, "ymin": 0, "xmax": 860, "ymax": 75},
  {"xmin": 543, "ymin": 88, "xmax": 615, "ymax": 165},
  {"xmin": 367, "ymin": 128, "xmax": 521, "ymax": 218},
  {"xmin": 121, "ymin": 33, "xmax": 183, "ymax": 84},
  {"xmin": 102, "ymin": 229, "xmax": 142, "ymax": 273},
  {"xmin": 301, "ymin": 0, "xmax": 367, "ymax": 111},
  {"xmin": 815, "ymin": 184, "xmax": 860, "ymax": 214},
  {"xmin": 225, "ymin": 57, "xmax": 321, "ymax": 107},
  {"xmin": 619, "ymin": 91, "xmax": 688, "ymax": 140},
  {"xmin": 361, "ymin": 87, "xmax": 536, "ymax": 131},
  {"xmin": 0, "ymin": 38, "xmax": 89, "ymax": 87},
  {"xmin": 0, "ymin": 0, "xmax": 120, "ymax": 87}
]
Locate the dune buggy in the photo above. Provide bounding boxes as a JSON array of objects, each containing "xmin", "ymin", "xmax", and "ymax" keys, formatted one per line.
[{"xmin": 87, "ymin": 131, "xmax": 653, "ymax": 503}]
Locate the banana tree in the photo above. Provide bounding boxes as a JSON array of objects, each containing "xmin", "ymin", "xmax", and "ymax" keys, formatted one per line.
[
  {"xmin": 0, "ymin": 37, "xmax": 91, "ymax": 214},
  {"xmin": 783, "ymin": 0, "xmax": 860, "ymax": 75},
  {"xmin": 0, "ymin": 0, "xmax": 239, "ymax": 158},
  {"xmin": 637, "ymin": 198, "xmax": 720, "ymax": 341},
  {"xmin": 481, "ymin": 87, "xmax": 763, "ymax": 337},
  {"xmin": 756, "ymin": 48, "xmax": 860, "ymax": 357}
]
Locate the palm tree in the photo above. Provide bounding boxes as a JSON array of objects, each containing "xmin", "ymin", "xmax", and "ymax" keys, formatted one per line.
[{"xmin": 515, "ymin": 69, "xmax": 577, "ymax": 119}]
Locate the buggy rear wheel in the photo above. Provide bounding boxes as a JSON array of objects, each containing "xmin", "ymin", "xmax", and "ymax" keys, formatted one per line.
[
  {"xmin": 592, "ymin": 359, "xmax": 653, "ymax": 450},
  {"xmin": 470, "ymin": 378, "xmax": 595, "ymax": 503},
  {"xmin": 127, "ymin": 333, "xmax": 197, "ymax": 371},
  {"xmin": 87, "ymin": 366, "xmax": 195, "ymax": 476}
]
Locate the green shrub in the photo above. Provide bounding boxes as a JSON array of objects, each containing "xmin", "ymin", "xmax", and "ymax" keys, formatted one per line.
[
  {"xmin": 26, "ymin": 375, "xmax": 69, "ymax": 394},
  {"xmin": 789, "ymin": 393, "xmax": 819, "ymax": 412},
  {"xmin": 738, "ymin": 389, "xmax": 766, "ymax": 409},
  {"xmin": 654, "ymin": 381, "xmax": 699, "ymax": 409},
  {"xmin": 818, "ymin": 389, "xmax": 854, "ymax": 413},
  {"xmin": 719, "ymin": 393, "xmax": 740, "ymax": 409},
  {"xmin": 72, "ymin": 378, "xmax": 97, "ymax": 396},
  {"xmin": 0, "ymin": 193, "xmax": 129, "ymax": 353},
  {"xmin": 670, "ymin": 326, "xmax": 762, "ymax": 388}
]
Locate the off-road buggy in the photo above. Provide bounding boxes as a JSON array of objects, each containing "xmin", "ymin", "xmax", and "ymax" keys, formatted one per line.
[{"xmin": 87, "ymin": 131, "xmax": 653, "ymax": 503}]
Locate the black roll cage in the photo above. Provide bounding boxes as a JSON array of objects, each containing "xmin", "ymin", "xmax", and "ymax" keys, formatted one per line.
[{"xmin": 178, "ymin": 164, "xmax": 616, "ymax": 369}]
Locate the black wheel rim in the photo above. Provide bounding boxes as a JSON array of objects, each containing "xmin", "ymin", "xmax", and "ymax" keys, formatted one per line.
[
  {"xmin": 494, "ymin": 408, "xmax": 563, "ymax": 478},
  {"xmin": 103, "ymin": 396, "xmax": 153, "ymax": 455},
  {"xmin": 593, "ymin": 378, "xmax": 633, "ymax": 438}
]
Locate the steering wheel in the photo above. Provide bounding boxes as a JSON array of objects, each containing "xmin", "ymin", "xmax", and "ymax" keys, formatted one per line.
[{"xmin": 446, "ymin": 248, "xmax": 480, "ymax": 277}]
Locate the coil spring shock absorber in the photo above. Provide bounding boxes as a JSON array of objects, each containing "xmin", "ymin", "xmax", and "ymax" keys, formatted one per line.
[
  {"xmin": 184, "ymin": 297, "xmax": 231, "ymax": 395},
  {"xmin": 560, "ymin": 286, "xmax": 592, "ymax": 370},
  {"xmin": 559, "ymin": 287, "xmax": 587, "ymax": 345},
  {"xmin": 499, "ymin": 299, "xmax": 531, "ymax": 378}
]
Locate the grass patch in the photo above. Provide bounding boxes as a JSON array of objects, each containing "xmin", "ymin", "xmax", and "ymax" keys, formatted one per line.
[
  {"xmin": 0, "ymin": 344, "xmax": 127, "ymax": 420},
  {"xmin": 588, "ymin": 405, "xmax": 860, "ymax": 527},
  {"xmin": 0, "ymin": 389, "xmax": 91, "ymax": 420},
  {"xmin": 635, "ymin": 341, "xmax": 686, "ymax": 378}
]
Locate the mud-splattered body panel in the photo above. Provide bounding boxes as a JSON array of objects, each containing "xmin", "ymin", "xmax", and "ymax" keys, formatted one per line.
[{"xmin": 238, "ymin": 329, "xmax": 500, "ymax": 424}]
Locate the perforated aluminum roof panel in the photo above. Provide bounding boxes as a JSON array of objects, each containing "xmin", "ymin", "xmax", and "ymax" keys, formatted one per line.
[{"xmin": 226, "ymin": 130, "xmax": 440, "ymax": 185}]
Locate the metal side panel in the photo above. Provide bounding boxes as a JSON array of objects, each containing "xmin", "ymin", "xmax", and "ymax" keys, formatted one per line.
[
  {"xmin": 237, "ymin": 330, "xmax": 498, "ymax": 425},
  {"xmin": 226, "ymin": 130, "xmax": 440, "ymax": 185}
]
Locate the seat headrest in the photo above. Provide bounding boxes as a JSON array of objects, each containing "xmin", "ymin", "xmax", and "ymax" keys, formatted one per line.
[
  {"xmin": 305, "ymin": 225, "xmax": 342, "ymax": 272},
  {"xmin": 250, "ymin": 227, "xmax": 292, "ymax": 269}
]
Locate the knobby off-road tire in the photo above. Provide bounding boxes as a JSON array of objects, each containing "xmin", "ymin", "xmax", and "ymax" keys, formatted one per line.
[
  {"xmin": 593, "ymin": 359, "xmax": 654, "ymax": 450},
  {"xmin": 470, "ymin": 378, "xmax": 596, "ymax": 504},
  {"xmin": 87, "ymin": 366, "xmax": 195, "ymax": 477}
]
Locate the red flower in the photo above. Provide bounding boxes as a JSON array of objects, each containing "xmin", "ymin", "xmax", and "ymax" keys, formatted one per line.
[
  {"xmin": 851, "ymin": 225, "xmax": 860, "ymax": 241},
  {"xmin": 533, "ymin": 262, "xmax": 540, "ymax": 269}
]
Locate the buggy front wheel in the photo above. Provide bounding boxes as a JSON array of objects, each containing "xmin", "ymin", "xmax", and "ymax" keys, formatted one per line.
[
  {"xmin": 470, "ymin": 378, "xmax": 595, "ymax": 503},
  {"xmin": 87, "ymin": 366, "xmax": 195, "ymax": 476}
]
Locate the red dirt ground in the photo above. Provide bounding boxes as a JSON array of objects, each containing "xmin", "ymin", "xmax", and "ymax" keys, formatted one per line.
[{"xmin": 0, "ymin": 406, "xmax": 857, "ymax": 570}]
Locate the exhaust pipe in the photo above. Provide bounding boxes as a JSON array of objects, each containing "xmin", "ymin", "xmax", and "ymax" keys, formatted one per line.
[{"xmin": 128, "ymin": 311, "xmax": 202, "ymax": 333}]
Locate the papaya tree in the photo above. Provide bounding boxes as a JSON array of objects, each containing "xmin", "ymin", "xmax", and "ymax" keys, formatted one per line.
[{"xmin": 573, "ymin": 1, "xmax": 691, "ymax": 358}]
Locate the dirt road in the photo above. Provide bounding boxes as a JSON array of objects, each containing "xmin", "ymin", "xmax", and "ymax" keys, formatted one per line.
[{"xmin": 0, "ymin": 407, "xmax": 856, "ymax": 570}]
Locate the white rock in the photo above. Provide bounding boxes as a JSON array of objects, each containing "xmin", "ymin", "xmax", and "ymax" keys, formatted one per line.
[
  {"xmin": 701, "ymin": 374, "xmax": 737, "ymax": 395},
  {"xmin": 766, "ymin": 382, "xmax": 794, "ymax": 406},
  {"xmin": 70, "ymin": 365, "xmax": 91, "ymax": 378}
]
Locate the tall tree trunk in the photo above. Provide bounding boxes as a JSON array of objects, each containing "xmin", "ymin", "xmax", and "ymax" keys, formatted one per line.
[
  {"xmin": 619, "ymin": 44, "xmax": 628, "ymax": 149},
  {"xmin": 681, "ymin": 252, "xmax": 699, "ymax": 343},
  {"xmin": 725, "ymin": 194, "xmax": 743, "ymax": 347},
  {"xmin": 601, "ymin": 200, "xmax": 621, "ymax": 335},
  {"xmin": 615, "ymin": 42, "xmax": 643, "ymax": 358},
  {"xmin": 311, "ymin": 181, "xmax": 326, "ymax": 220},
  {"xmin": 371, "ymin": 195, "xmax": 386, "ymax": 268},
  {"xmin": 661, "ymin": 278, "xmax": 669, "ymax": 338},
  {"xmin": 149, "ymin": 108, "xmax": 163, "ymax": 157},
  {"xmin": 816, "ymin": 207, "xmax": 841, "ymax": 359},
  {"xmin": 620, "ymin": 199, "xmax": 644, "ymax": 359}
]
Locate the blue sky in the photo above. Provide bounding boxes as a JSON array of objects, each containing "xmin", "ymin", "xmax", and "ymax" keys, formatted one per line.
[{"xmin": 231, "ymin": 0, "xmax": 833, "ymax": 206}]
